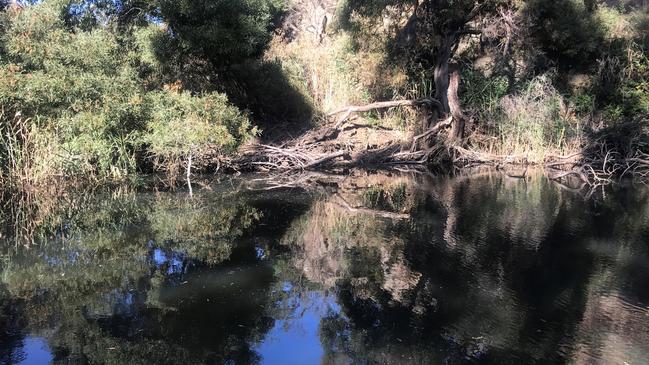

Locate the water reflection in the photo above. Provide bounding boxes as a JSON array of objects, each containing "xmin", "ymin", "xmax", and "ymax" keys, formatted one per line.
[
  {"xmin": 256, "ymin": 289, "xmax": 341, "ymax": 365},
  {"xmin": 0, "ymin": 170, "xmax": 649, "ymax": 364}
]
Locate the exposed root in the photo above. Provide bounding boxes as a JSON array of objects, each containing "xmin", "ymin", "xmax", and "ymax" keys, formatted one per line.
[
  {"xmin": 238, "ymin": 135, "xmax": 649, "ymax": 187},
  {"xmin": 409, "ymin": 115, "xmax": 453, "ymax": 152}
]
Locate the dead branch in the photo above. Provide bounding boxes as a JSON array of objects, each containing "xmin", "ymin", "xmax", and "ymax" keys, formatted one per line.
[
  {"xmin": 546, "ymin": 166, "xmax": 591, "ymax": 185},
  {"xmin": 238, "ymin": 143, "xmax": 350, "ymax": 172},
  {"xmin": 503, "ymin": 166, "xmax": 528, "ymax": 179},
  {"xmin": 327, "ymin": 98, "xmax": 443, "ymax": 129},
  {"xmin": 410, "ymin": 115, "xmax": 453, "ymax": 152},
  {"xmin": 303, "ymin": 150, "xmax": 349, "ymax": 169}
]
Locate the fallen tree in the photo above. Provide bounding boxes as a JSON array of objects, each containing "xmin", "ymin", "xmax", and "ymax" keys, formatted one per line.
[
  {"xmin": 235, "ymin": 95, "xmax": 453, "ymax": 171},
  {"xmin": 327, "ymin": 98, "xmax": 443, "ymax": 129}
]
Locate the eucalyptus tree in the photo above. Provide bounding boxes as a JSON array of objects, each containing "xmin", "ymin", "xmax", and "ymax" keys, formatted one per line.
[{"xmin": 341, "ymin": 0, "xmax": 506, "ymax": 143}]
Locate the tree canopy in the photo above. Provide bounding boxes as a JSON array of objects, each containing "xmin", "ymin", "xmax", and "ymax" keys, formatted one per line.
[{"xmin": 153, "ymin": 0, "xmax": 285, "ymax": 65}]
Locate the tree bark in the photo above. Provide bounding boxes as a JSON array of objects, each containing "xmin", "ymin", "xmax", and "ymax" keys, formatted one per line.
[
  {"xmin": 447, "ymin": 70, "xmax": 464, "ymax": 142},
  {"xmin": 433, "ymin": 36, "xmax": 453, "ymax": 115},
  {"xmin": 397, "ymin": 1, "xmax": 419, "ymax": 46},
  {"xmin": 328, "ymin": 98, "xmax": 442, "ymax": 130},
  {"xmin": 420, "ymin": 34, "xmax": 455, "ymax": 147}
]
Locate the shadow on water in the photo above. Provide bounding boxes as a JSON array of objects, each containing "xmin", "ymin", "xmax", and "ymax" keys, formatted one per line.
[{"xmin": 1, "ymin": 169, "xmax": 649, "ymax": 364}]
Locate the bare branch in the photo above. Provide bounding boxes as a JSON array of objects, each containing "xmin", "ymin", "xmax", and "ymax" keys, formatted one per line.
[{"xmin": 465, "ymin": 3, "xmax": 485, "ymax": 23}]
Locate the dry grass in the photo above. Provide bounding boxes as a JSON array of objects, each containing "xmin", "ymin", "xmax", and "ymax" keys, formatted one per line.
[
  {"xmin": 468, "ymin": 75, "xmax": 585, "ymax": 164},
  {"xmin": 265, "ymin": 29, "xmax": 413, "ymax": 131}
]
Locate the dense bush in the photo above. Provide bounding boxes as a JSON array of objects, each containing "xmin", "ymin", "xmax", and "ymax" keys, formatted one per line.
[
  {"xmin": 496, "ymin": 75, "xmax": 581, "ymax": 158},
  {"xmin": 145, "ymin": 91, "xmax": 255, "ymax": 171},
  {"xmin": 524, "ymin": 0, "xmax": 606, "ymax": 69},
  {"xmin": 153, "ymin": 0, "xmax": 285, "ymax": 66},
  {"xmin": 0, "ymin": 0, "xmax": 256, "ymax": 184}
]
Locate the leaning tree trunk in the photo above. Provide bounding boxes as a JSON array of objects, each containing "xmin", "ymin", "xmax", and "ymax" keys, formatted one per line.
[{"xmin": 422, "ymin": 34, "xmax": 466, "ymax": 147}]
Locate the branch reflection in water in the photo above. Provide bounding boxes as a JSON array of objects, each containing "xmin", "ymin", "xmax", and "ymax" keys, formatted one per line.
[{"xmin": 1, "ymin": 169, "xmax": 648, "ymax": 364}]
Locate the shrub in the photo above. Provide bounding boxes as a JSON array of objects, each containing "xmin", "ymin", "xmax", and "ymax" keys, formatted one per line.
[
  {"xmin": 460, "ymin": 69, "xmax": 509, "ymax": 121},
  {"xmin": 0, "ymin": 1, "xmax": 255, "ymax": 185},
  {"xmin": 144, "ymin": 91, "xmax": 255, "ymax": 172},
  {"xmin": 153, "ymin": 0, "xmax": 286, "ymax": 65},
  {"xmin": 0, "ymin": 1, "xmax": 146, "ymax": 179},
  {"xmin": 524, "ymin": 0, "xmax": 606, "ymax": 69}
]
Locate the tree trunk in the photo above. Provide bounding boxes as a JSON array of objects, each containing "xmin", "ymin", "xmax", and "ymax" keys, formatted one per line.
[
  {"xmin": 447, "ymin": 70, "xmax": 464, "ymax": 142},
  {"xmin": 397, "ymin": 1, "xmax": 419, "ymax": 47},
  {"xmin": 433, "ymin": 37, "xmax": 453, "ymax": 115},
  {"xmin": 421, "ymin": 35, "xmax": 455, "ymax": 147}
]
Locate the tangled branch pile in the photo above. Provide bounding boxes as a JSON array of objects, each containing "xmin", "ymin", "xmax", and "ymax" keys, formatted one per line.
[{"xmin": 235, "ymin": 99, "xmax": 649, "ymax": 188}]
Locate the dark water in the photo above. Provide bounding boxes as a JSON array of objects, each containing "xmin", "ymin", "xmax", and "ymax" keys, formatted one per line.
[{"xmin": 1, "ymin": 170, "xmax": 649, "ymax": 364}]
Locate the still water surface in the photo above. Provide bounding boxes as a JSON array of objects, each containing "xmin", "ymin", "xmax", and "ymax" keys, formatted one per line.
[{"xmin": 1, "ymin": 171, "xmax": 649, "ymax": 364}]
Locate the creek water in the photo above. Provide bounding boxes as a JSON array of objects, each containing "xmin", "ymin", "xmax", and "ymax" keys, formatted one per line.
[{"xmin": 1, "ymin": 170, "xmax": 648, "ymax": 364}]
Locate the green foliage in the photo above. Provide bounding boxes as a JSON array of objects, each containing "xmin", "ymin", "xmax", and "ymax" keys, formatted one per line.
[
  {"xmin": 0, "ymin": 1, "xmax": 146, "ymax": 178},
  {"xmin": 460, "ymin": 69, "xmax": 509, "ymax": 119},
  {"xmin": 134, "ymin": 24, "xmax": 184, "ymax": 84},
  {"xmin": 64, "ymin": 0, "xmax": 156, "ymax": 31},
  {"xmin": 468, "ymin": 74, "xmax": 583, "ymax": 160},
  {"xmin": 132, "ymin": 20, "xmax": 223, "ymax": 93},
  {"xmin": 591, "ymin": 39, "xmax": 649, "ymax": 121},
  {"xmin": 521, "ymin": 1, "xmax": 648, "ymax": 120},
  {"xmin": 145, "ymin": 91, "xmax": 255, "ymax": 165},
  {"xmin": 569, "ymin": 92, "xmax": 596, "ymax": 116},
  {"xmin": 0, "ymin": 0, "xmax": 255, "ymax": 183},
  {"xmin": 153, "ymin": 0, "xmax": 286, "ymax": 65},
  {"xmin": 525, "ymin": 0, "xmax": 606, "ymax": 68}
]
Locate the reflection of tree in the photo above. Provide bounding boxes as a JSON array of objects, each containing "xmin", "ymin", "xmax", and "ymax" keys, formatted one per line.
[
  {"xmin": 0, "ymin": 283, "xmax": 27, "ymax": 364},
  {"xmin": 281, "ymin": 170, "xmax": 649, "ymax": 363},
  {"xmin": 2, "ymin": 171, "xmax": 649, "ymax": 364},
  {"xmin": 280, "ymin": 174, "xmax": 420, "ymax": 299},
  {"xmin": 565, "ymin": 185, "xmax": 649, "ymax": 364},
  {"xmin": 0, "ymin": 186, "xmax": 278, "ymax": 364}
]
